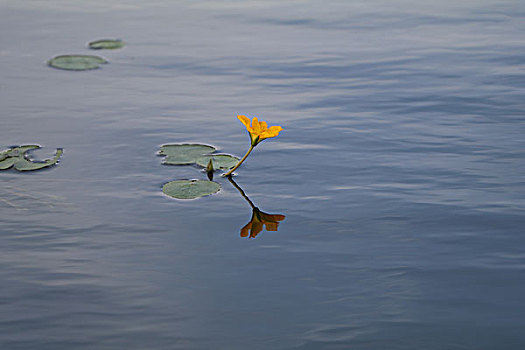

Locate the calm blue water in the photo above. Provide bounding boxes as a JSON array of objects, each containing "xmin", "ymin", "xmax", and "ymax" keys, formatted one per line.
[{"xmin": 1, "ymin": 0, "xmax": 525, "ymax": 349}]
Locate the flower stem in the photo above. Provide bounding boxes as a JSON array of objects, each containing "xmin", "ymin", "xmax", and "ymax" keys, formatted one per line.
[{"xmin": 223, "ymin": 144, "xmax": 255, "ymax": 177}]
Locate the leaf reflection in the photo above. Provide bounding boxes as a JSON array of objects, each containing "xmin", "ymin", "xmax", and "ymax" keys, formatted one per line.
[{"xmin": 228, "ymin": 177, "xmax": 285, "ymax": 239}]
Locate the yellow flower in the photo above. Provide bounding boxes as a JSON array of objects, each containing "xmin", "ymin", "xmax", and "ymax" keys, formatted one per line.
[
  {"xmin": 237, "ymin": 115, "xmax": 283, "ymax": 146},
  {"xmin": 240, "ymin": 208, "xmax": 286, "ymax": 239},
  {"xmin": 223, "ymin": 115, "xmax": 283, "ymax": 177}
]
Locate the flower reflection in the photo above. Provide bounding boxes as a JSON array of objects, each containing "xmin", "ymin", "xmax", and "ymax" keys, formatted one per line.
[
  {"xmin": 228, "ymin": 177, "xmax": 286, "ymax": 239},
  {"xmin": 240, "ymin": 208, "xmax": 286, "ymax": 238}
]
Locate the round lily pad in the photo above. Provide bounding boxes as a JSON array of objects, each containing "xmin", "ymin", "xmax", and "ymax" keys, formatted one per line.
[
  {"xmin": 195, "ymin": 154, "xmax": 239, "ymax": 170},
  {"xmin": 159, "ymin": 144, "xmax": 216, "ymax": 165},
  {"xmin": 48, "ymin": 55, "xmax": 107, "ymax": 71},
  {"xmin": 162, "ymin": 179, "xmax": 220, "ymax": 199},
  {"xmin": 88, "ymin": 39, "xmax": 125, "ymax": 50}
]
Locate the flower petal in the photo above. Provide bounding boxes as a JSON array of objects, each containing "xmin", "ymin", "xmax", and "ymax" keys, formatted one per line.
[
  {"xmin": 266, "ymin": 126, "xmax": 283, "ymax": 136},
  {"xmin": 237, "ymin": 115, "xmax": 253, "ymax": 132},
  {"xmin": 251, "ymin": 117, "xmax": 262, "ymax": 135}
]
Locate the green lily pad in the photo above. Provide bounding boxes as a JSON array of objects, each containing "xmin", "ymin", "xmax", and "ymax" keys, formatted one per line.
[
  {"xmin": 6, "ymin": 145, "xmax": 40, "ymax": 158},
  {"xmin": 0, "ymin": 146, "xmax": 63, "ymax": 171},
  {"xmin": 88, "ymin": 39, "xmax": 125, "ymax": 50},
  {"xmin": 14, "ymin": 149, "xmax": 63, "ymax": 171},
  {"xmin": 48, "ymin": 55, "xmax": 107, "ymax": 71},
  {"xmin": 159, "ymin": 143, "xmax": 239, "ymax": 172},
  {"xmin": 162, "ymin": 179, "xmax": 221, "ymax": 199},
  {"xmin": 159, "ymin": 144, "xmax": 216, "ymax": 165},
  {"xmin": 195, "ymin": 154, "xmax": 239, "ymax": 170},
  {"xmin": 0, "ymin": 157, "xmax": 15, "ymax": 170}
]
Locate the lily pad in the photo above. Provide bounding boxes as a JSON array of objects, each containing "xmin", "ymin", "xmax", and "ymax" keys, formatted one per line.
[
  {"xmin": 159, "ymin": 143, "xmax": 239, "ymax": 172},
  {"xmin": 88, "ymin": 39, "xmax": 125, "ymax": 50},
  {"xmin": 195, "ymin": 154, "xmax": 239, "ymax": 170},
  {"xmin": 48, "ymin": 55, "xmax": 107, "ymax": 71},
  {"xmin": 14, "ymin": 149, "xmax": 63, "ymax": 171},
  {"xmin": 159, "ymin": 144, "xmax": 216, "ymax": 165},
  {"xmin": 0, "ymin": 157, "xmax": 15, "ymax": 170},
  {"xmin": 6, "ymin": 145, "xmax": 40, "ymax": 158},
  {"xmin": 0, "ymin": 146, "xmax": 63, "ymax": 171},
  {"xmin": 162, "ymin": 179, "xmax": 221, "ymax": 199}
]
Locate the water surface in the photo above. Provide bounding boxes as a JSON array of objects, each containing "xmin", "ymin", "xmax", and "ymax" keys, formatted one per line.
[{"xmin": 1, "ymin": 0, "xmax": 525, "ymax": 349}]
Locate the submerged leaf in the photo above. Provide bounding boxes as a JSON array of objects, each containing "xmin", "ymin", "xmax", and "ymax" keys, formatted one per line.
[
  {"xmin": 195, "ymin": 154, "xmax": 239, "ymax": 170},
  {"xmin": 162, "ymin": 179, "xmax": 220, "ymax": 199},
  {"xmin": 88, "ymin": 39, "xmax": 124, "ymax": 50},
  {"xmin": 48, "ymin": 55, "xmax": 107, "ymax": 71},
  {"xmin": 159, "ymin": 144, "xmax": 216, "ymax": 165}
]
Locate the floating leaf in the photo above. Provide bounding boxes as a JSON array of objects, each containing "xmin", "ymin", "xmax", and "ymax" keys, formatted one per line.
[
  {"xmin": 162, "ymin": 179, "xmax": 220, "ymax": 199},
  {"xmin": 195, "ymin": 154, "xmax": 239, "ymax": 170},
  {"xmin": 48, "ymin": 55, "xmax": 107, "ymax": 71},
  {"xmin": 159, "ymin": 143, "xmax": 239, "ymax": 172},
  {"xmin": 0, "ymin": 146, "xmax": 63, "ymax": 171},
  {"xmin": 0, "ymin": 157, "xmax": 15, "ymax": 170},
  {"xmin": 159, "ymin": 144, "xmax": 216, "ymax": 165},
  {"xmin": 88, "ymin": 39, "xmax": 125, "ymax": 50},
  {"xmin": 6, "ymin": 145, "xmax": 40, "ymax": 158},
  {"xmin": 14, "ymin": 149, "xmax": 63, "ymax": 171}
]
